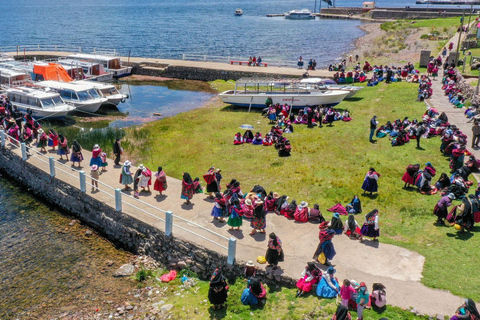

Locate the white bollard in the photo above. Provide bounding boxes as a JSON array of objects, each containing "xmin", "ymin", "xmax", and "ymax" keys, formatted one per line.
[
  {"xmin": 49, "ymin": 157, "xmax": 55, "ymax": 177},
  {"xmin": 0, "ymin": 130, "xmax": 5, "ymax": 147},
  {"xmin": 227, "ymin": 238, "xmax": 237, "ymax": 265},
  {"xmin": 115, "ymin": 188, "xmax": 122, "ymax": 212},
  {"xmin": 21, "ymin": 143, "xmax": 27, "ymax": 161},
  {"xmin": 79, "ymin": 171, "xmax": 86, "ymax": 193},
  {"xmin": 165, "ymin": 211, "xmax": 173, "ymax": 236}
]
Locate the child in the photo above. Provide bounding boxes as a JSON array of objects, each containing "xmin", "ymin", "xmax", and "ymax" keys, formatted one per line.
[
  {"xmin": 193, "ymin": 177, "xmax": 203, "ymax": 194},
  {"xmin": 100, "ymin": 151, "xmax": 108, "ymax": 172},
  {"xmin": 244, "ymin": 261, "xmax": 256, "ymax": 279},
  {"xmin": 91, "ymin": 165, "xmax": 99, "ymax": 192},
  {"xmin": 340, "ymin": 279, "xmax": 356, "ymax": 307}
]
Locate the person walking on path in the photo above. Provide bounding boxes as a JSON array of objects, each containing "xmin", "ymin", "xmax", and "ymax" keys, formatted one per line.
[
  {"xmin": 153, "ymin": 166, "xmax": 167, "ymax": 195},
  {"xmin": 120, "ymin": 160, "xmax": 134, "ymax": 190},
  {"xmin": 472, "ymin": 121, "xmax": 480, "ymax": 148},
  {"xmin": 266, "ymin": 232, "xmax": 283, "ymax": 270},
  {"xmin": 369, "ymin": 115, "xmax": 377, "ymax": 143},
  {"xmin": 91, "ymin": 164, "xmax": 99, "ymax": 192},
  {"xmin": 70, "ymin": 140, "xmax": 84, "ymax": 167},
  {"xmin": 113, "ymin": 138, "xmax": 122, "ymax": 166},
  {"xmin": 181, "ymin": 172, "xmax": 195, "ymax": 205},
  {"xmin": 313, "ymin": 222, "xmax": 336, "ymax": 265}
]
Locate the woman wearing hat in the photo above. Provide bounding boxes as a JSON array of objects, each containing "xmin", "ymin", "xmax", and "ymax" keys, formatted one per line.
[
  {"xmin": 294, "ymin": 201, "xmax": 309, "ymax": 222},
  {"xmin": 250, "ymin": 198, "xmax": 266, "ymax": 235},
  {"xmin": 91, "ymin": 164, "xmax": 99, "ymax": 192},
  {"xmin": 316, "ymin": 266, "xmax": 340, "ymax": 298},
  {"xmin": 360, "ymin": 209, "xmax": 379, "ymax": 241},
  {"xmin": 70, "ymin": 140, "xmax": 84, "ymax": 168},
  {"xmin": 356, "ymin": 282, "xmax": 369, "ymax": 320},
  {"xmin": 153, "ymin": 166, "xmax": 167, "ymax": 195},
  {"xmin": 242, "ymin": 198, "xmax": 254, "ymax": 221},
  {"xmin": 329, "ymin": 212, "xmax": 344, "ymax": 235},
  {"xmin": 433, "ymin": 193, "xmax": 454, "ymax": 224},
  {"xmin": 120, "ymin": 160, "xmax": 134, "ymax": 190},
  {"xmin": 312, "ymin": 222, "xmax": 336, "ymax": 265},
  {"xmin": 90, "ymin": 144, "xmax": 103, "ymax": 168},
  {"xmin": 138, "ymin": 164, "xmax": 152, "ymax": 192},
  {"xmin": 37, "ymin": 129, "xmax": 48, "ymax": 153}
]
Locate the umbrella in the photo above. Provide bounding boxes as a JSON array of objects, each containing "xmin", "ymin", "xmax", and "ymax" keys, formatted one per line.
[{"xmin": 240, "ymin": 124, "xmax": 254, "ymax": 129}]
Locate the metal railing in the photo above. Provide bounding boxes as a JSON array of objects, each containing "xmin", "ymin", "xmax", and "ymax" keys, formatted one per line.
[
  {"xmin": 0, "ymin": 130, "xmax": 236, "ymax": 264},
  {"xmin": 0, "ymin": 45, "xmax": 119, "ymax": 57},
  {"xmin": 180, "ymin": 53, "xmax": 299, "ymax": 68}
]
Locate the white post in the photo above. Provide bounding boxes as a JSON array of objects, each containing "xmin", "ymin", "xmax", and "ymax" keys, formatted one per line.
[
  {"xmin": 182, "ymin": 53, "xmax": 185, "ymax": 60},
  {"xmin": 55, "ymin": 45, "xmax": 57, "ymax": 52},
  {"xmin": 49, "ymin": 157, "xmax": 55, "ymax": 177},
  {"xmin": 21, "ymin": 143, "xmax": 27, "ymax": 161},
  {"xmin": 37, "ymin": 44, "xmax": 40, "ymax": 50},
  {"xmin": 204, "ymin": 55, "xmax": 207, "ymax": 62},
  {"xmin": 165, "ymin": 211, "xmax": 173, "ymax": 236},
  {"xmin": 227, "ymin": 238, "xmax": 237, "ymax": 265},
  {"xmin": 79, "ymin": 171, "xmax": 86, "ymax": 193},
  {"xmin": 0, "ymin": 130, "xmax": 5, "ymax": 147},
  {"xmin": 115, "ymin": 188, "xmax": 122, "ymax": 212},
  {"xmin": 79, "ymin": 46, "xmax": 82, "ymax": 53}
]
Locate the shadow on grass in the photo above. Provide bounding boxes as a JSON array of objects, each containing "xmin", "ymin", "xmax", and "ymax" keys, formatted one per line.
[
  {"xmin": 208, "ymin": 305, "xmax": 227, "ymax": 319},
  {"xmin": 402, "ymin": 186, "xmax": 418, "ymax": 192},
  {"xmin": 220, "ymin": 105, "xmax": 264, "ymax": 113},
  {"xmin": 344, "ymin": 97, "xmax": 364, "ymax": 102},
  {"xmin": 446, "ymin": 227, "xmax": 480, "ymax": 240},
  {"xmin": 363, "ymin": 193, "xmax": 379, "ymax": 200}
]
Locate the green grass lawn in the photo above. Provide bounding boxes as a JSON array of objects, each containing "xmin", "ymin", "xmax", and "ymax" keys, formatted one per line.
[
  {"xmin": 124, "ymin": 80, "xmax": 480, "ymax": 302},
  {"xmin": 135, "ymin": 269, "xmax": 432, "ymax": 320}
]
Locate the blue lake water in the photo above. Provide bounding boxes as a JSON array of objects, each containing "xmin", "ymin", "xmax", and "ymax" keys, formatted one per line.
[
  {"xmin": 109, "ymin": 83, "xmax": 214, "ymax": 128},
  {"xmin": 0, "ymin": 0, "xmax": 450, "ymax": 67}
]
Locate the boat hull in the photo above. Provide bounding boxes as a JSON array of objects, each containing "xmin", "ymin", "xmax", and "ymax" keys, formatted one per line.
[
  {"xmin": 102, "ymin": 94, "xmax": 126, "ymax": 107},
  {"xmin": 219, "ymin": 90, "xmax": 350, "ymax": 108},
  {"xmin": 285, "ymin": 14, "xmax": 315, "ymax": 20},
  {"xmin": 10, "ymin": 103, "xmax": 74, "ymax": 120},
  {"xmin": 68, "ymin": 99, "xmax": 106, "ymax": 113}
]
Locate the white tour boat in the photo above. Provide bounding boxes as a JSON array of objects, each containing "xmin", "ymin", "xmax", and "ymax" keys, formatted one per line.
[
  {"xmin": 66, "ymin": 53, "xmax": 133, "ymax": 78},
  {"xmin": 219, "ymin": 78, "xmax": 350, "ymax": 109},
  {"xmin": 284, "ymin": 9, "xmax": 315, "ymax": 20},
  {"xmin": 57, "ymin": 59, "xmax": 114, "ymax": 82},
  {"xmin": 5, "ymin": 86, "xmax": 75, "ymax": 120},
  {"xmin": 75, "ymin": 80, "xmax": 128, "ymax": 106},
  {"xmin": 0, "ymin": 67, "xmax": 32, "ymax": 88},
  {"xmin": 234, "ymin": 8, "xmax": 243, "ymax": 16},
  {"xmin": 300, "ymin": 78, "xmax": 363, "ymax": 98},
  {"xmin": 0, "ymin": 53, "xmax": 15, "ymax": 63},
  {"xmin": 36, "ymin": 81, "xmax": 107, "ymax": 113}
]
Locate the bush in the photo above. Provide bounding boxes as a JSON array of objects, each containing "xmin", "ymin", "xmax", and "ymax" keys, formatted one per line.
[
  {"xmin": 420, "ymin": 34, "xmax": 429, "ymax": 39},
  {"xmin": 135, "ymin": 266, "xmax": 154, "ymax": 282}
]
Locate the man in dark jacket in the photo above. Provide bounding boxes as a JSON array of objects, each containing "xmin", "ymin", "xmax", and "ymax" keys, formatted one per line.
[
  {"xmin": 113, "ymin": 138, "xmax": 122, "ymax": 166},
  {"xmin": 415, "ymin": 123, "xmax": 426, "ymax": 149},
  {"xmin": 369, "ymin": 115, "xmax": 377, "ymax": 143}
]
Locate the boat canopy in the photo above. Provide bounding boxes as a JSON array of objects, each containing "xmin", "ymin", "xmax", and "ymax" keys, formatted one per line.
[{"xmin": 33, "ymin": 63, "xmax": 72, "ymax": 82}]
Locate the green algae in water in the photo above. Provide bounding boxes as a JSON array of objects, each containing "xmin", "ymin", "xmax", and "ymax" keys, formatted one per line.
[{"xmin": 0, "ymin": 178, "xmax": 134, "ymax": 319}]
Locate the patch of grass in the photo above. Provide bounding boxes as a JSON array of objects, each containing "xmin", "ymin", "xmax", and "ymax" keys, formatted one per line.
[
  {"xmin": 126, "ymin": 81, "xmax": 480, "ymax": 301},
  {"xmin": 139, "ymin": 273, "xmax": 432, "ymax": 320}
]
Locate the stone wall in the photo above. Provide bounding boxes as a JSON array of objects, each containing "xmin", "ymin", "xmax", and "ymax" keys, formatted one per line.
[
  {"xmin": 371, "ymin": 9, "xmax": 464, "ymax": 20},
  {"xmin": 0, "ymin": 145, "xmax": 295, "ymax": 286},
  {"xmin": 133, "ymin": 64, "xmax": 303, "ymax": 81},
  {"xmin": 319, "ymin": 7, "xmax": 364, "ymax": 15}
]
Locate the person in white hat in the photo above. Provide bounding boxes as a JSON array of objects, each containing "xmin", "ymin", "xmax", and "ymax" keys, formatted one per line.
[
  {"xmin": 120, "ymin": 160, "xmax": 133, "ymax": 190},
  {"xmin": 138, "ymin": 164, "xmax": 152, "ymax": 192},
  {"xmin": 37, "ymin": 128, "xmax": 48, "ymax": 153},
  {"xmin": 90, "ymin": 164, "xmax": 99, "ymax": 192},
  {"xmin": 294, "ymin": 201, "xmax": 309, "ymax": 222},
  {"xmin": 244, "ymin": 261, "xmax": 256, "ymax": 279}
]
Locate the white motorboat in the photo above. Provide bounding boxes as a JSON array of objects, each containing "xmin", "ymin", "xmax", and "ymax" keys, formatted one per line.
[
  {"xmin": 57, "ymin": 59, "xmax": 113, "ymax": 82},
  {"xmin": 219, "ymin": 78, "xmax": 350, "ymax": 109},
  {"xmin": 66, "ymin": 53, "xmax": 133, "ymax": 78},
  {"xmin": 0, "ymin": 67, "xmax": 32, "ymax": 88},
  {"xmin": 300, "ymin": 78, "xmax": 363, "ymax": 98},
  {"xmin": 234, "ymin": 8, "xmax": 243, "ymax": 16},
  {"xmin": 285, "ymin": 9, "xmax": 315, "ymax": 20},
  {"xmin": 5, "ymin": 86, "xmax": 75, "ymax": 120},
  {"xmin": 36, "ymin": 81, "xmax": 107, "ymax": 113},
  {"xmin": 0, "ymin": 53, "xmax": 15, "ymax": 63},
  {"xmin": 75, "ymin": 80, "xmax": 128, "ymax": 106}
]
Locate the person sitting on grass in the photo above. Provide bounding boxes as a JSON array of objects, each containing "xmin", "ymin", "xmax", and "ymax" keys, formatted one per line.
[
  {"xmin": 296, "ymin": 262, "xmax": 321, "ymax": 297},
  {"xmin": 331, "ymin": 304, "xmax": 352, "ymax": 320},
  {"xmin": 243, "ymin": 130, "xmax": 254, "ymax": 143},
  {"xmin": 252, "ymin": 132, "xmax": 263, "ymax": 145},
  {"xmin": 316, "ymin": 266, "xmax": 340, "ymax": 298},
  {"xmin": 233, "ymin": 132, "xmax": 244, "ymax": 145},
  {"xmin": 241, "ymin": 277, "xmax": 267, "ymax": 306}
]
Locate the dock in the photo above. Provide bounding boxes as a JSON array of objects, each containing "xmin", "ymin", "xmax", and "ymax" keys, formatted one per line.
[{"xmin": 266, "ymin": 13, "xmax": 285, "ymax": 17}]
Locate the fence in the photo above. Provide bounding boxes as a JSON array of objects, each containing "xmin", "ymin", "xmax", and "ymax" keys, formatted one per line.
[
  {"xmin": 0, "ymin": 130, "xmax": 236, "ymax": 265},
  {"xmin": 180, "ymin": 53, "xmax": 299, "ymax": 68},
  {"xmin": 0, "ymin": 45, "xmax": 119, "ymax": 57}
]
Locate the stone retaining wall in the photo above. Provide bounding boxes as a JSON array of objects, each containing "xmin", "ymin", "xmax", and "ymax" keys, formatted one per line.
[{"xmin": 0, "ymin": 145, "xmax": 295, "ymax": 286}]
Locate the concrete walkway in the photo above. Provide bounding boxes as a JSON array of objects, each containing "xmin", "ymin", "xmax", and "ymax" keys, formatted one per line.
[{"xmin": 4, "ymin": 126, "xmax": 464, "ymax": 317}]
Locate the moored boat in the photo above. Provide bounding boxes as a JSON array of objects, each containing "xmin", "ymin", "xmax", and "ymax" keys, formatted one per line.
[
  {"xmin": 66, "ymin": 53, "xmax": 133, "ymax": 78},
  {"xmin": 284, "ymin": 9, "xmax": 315, "ymax": 20},
  {"xmin": 0, "ymin": 67, "xmax": 32, "ymax": 88},
  {"xmin": 300, "ymin": 78, "xmax": 363, "ymax": 98},
  {"xmin": 5, "ymin": 86, "xmax": 75, "ymax": 120},
  {"xmin": 75, "ymin": 80, "xmax": 128, "ymax": 107},
  {"xmin": 219, "ymin": 78, "xmax": 350, "ymax": 109},
  {"xmin": 36, "ymin": 81, "xmax": 107, "ymax": 113}
]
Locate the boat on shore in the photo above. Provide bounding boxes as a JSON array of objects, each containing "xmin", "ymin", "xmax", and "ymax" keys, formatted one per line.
[
  {"xmin": 219, "ymin": 78, "xmax": 350, "ymax": 109},
  {"xmin": 0, "ymin": 67, "xmax": 32, "ymax": 88},
  {"xmin": 234, "ymin": 8, "xmax": 243, "ymax": 16},
  {"xmin": 36, "ymin": 81, "xmax": 107, "ymax": 113},
  {"xmin": 75, "ymin": 80, "xmax": 128, "ymax": 107},
  {"xmin": 300, "ymin": 78, "xmax": 363, "ymax": 98},
  {"xmin": 284, "ymin": 9, "xmax": 315, "ymax": 20},
  {"xmin": 4, "ymin": 86, "xmax": 75, "ymax": 120},
  {"xmin": 57, "ymin": 59, "xmax": 114, "ymax": 82}
]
